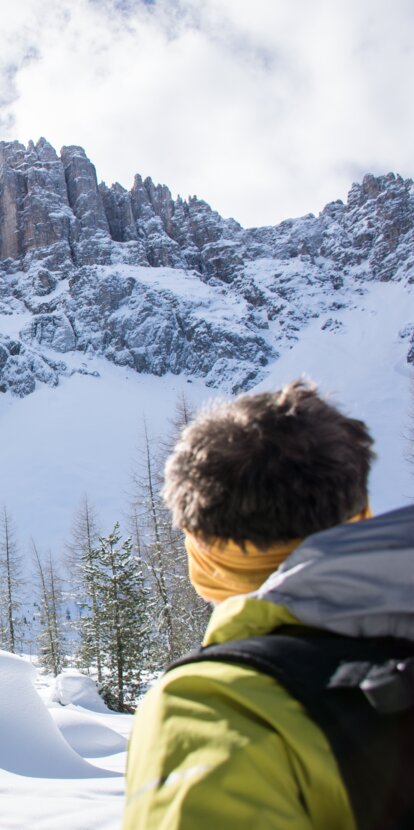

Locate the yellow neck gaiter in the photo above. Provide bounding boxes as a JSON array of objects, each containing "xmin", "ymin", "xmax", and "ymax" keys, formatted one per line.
[
  {"xmin": 185, "ymin": 534, "xmax": 300, "ymax": 603},
  {"xmin": 185, "ymin": 506, "xmax": 372, "ymax": 603}
]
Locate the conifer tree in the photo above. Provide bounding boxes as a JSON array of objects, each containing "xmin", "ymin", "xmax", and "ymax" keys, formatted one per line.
[{"xmin": 94, "ymin": 524, "xmax": 149, "ymax": 711}]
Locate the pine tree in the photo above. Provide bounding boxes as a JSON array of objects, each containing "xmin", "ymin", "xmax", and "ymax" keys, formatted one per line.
[{"xmin": 95, "ymin": 524, "xmax": 149, "ymax": 711}]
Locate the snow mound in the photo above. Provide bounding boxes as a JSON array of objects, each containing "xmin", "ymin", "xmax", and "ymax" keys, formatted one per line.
[
  {"xmin": 49, "ymin": 708, "xmax": 127, "ymax": 758},
  {"xmin": 52, "ymin": 670, "xmax": 110, "ymax": 713},
  {"xmin": 0, "ymin": 652, "xmax": 115, "ymax": 778}
]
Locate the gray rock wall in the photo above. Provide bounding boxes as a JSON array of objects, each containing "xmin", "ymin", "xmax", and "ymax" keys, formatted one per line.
[{"xmin": 0, "ymin": 139, "xmax": 413, "ymax": 397}]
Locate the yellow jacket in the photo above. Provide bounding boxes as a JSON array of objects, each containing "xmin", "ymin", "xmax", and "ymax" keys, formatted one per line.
[
  {"xmin": 124, "ymin": 506, "xmax": 414, "ymax": 829},
  {"xmin": 123, "ymin": 597, "xmax": 355, "ymax": 830}
]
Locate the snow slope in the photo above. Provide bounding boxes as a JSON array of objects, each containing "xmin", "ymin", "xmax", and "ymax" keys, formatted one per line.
[
  {"xmin": 256, "ymin": 280, "xmax": 414, "ymax": 512},
  {"xmin": 0, "ymin": 276, "xmax": 412, "ymax": 561},
  {"xmin": 0, "ymin": 276, "xmax": 411, "ymax": 564},
  {"xmin": 0, "ymin": 280, "xmax": 412, "ymax": 830},
  {"xmin": 0, "ymin": 362, "xmax": 209, "ymax": 556}
]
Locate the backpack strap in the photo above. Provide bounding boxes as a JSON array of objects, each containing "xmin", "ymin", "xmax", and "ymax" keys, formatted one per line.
[{"xmin": 167, "ymin": 628, "xmax": 414, "ymax": 830}]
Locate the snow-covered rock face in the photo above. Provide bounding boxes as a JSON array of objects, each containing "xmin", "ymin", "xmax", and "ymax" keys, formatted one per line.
[{"xmin": 0, "ymin": 138, "xmax": 413, "ymax": 397}]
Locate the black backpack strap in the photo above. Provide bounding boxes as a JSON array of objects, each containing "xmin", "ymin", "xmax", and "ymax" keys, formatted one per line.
[{"xmin": 166, "ymin": 629, "xmax": 414, "ymax": 830}]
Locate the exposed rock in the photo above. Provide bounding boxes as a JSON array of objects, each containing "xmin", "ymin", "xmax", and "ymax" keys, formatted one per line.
[
  {"xmin": 404, "ymin": 326, "xmax": 414, "ymax": 364},
  {"xmin": 33, "ymin": 268, "xmax": 58, "ymax": 296},
  {"xmin": 60, "ymin": 146, "xmax": 109, "ymax": 236},
  {"xmin": 0, "ymin": 343, "xmax": 9, "ymax": 369},
  {"xmin": 21, "ymin": 313, "xmax": 76, "ymax": 352},
  {"xmin": 144, "ymin": 217, "xmax": 183, "ymax": 268},
  {"xmin": 321, "ymin": 318, "xmax": 344, "ymax": 332},
  {"xmin": 0, "ymin": 138, "xmax": 413, "ymax": 396},
  {"xmin": 2, "ymin": 359, "xmax": 36, "ymax": 396},
  {"xmin": 99, "ymin": 182, "xmax": 137, "ymax": 243},
  {"xmin": 0, "ymin": 138, "xmax": 77, "ymax": 266},
  {"xmin": 201, "ymin": 240, "xmax": 244, "ymax": 283}
]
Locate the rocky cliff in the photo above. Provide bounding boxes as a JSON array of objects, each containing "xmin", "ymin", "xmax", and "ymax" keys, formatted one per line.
[{"xmin": 0, "ymin": 137, "xmax": 412, "ymax": 396}]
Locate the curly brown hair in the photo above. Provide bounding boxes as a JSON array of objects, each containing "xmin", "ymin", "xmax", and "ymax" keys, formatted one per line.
[{"xmin": 163, "ymin": 381, "xmax": 375, "ymax": 548}]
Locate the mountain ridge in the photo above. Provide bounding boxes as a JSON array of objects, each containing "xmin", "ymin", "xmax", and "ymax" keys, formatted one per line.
[{"xmin": 0, "ymin": 137, "xmax": 413, "ymax": 397}]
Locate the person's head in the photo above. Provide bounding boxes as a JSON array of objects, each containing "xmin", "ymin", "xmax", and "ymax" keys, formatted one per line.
[{"xmin": 163, "ymin": 380, "xmax": 375, "ymax": 550}]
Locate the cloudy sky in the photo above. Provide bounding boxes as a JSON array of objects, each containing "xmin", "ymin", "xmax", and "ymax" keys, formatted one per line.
[{"xmin": 0, "ymin": 0, "xmax": 413, "ymax": 227}]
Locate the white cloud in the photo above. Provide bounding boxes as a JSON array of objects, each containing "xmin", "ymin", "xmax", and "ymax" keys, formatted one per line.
[{"xmin": 0, "ymin": 0, "xmax": 413, "ymax": 226}]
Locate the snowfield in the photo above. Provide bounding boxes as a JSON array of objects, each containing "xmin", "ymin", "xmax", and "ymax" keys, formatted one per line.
[
  {"xmin": 0, "ymin": 652, "xmax": 132, "ymax": 829},
  {"xmin": 0, "ymin": 276, "xmax": 411, "ymax": 829},
  {"xmin": 0, "ymin": 364, "xmax": 210, "ymax": 557},
  {"xmin": 0, "ymin": 275, "xmax": 411, "ymax": 560},
  {"xmin": 256, "ymin": 280, "xmax": 414, "ymax": 514}
]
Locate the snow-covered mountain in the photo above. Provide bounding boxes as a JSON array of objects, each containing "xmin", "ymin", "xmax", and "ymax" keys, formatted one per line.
[
  {"xmin": 0, "ymin": 137, "xmax": 413, "ymax": 397},
  {"xmin": 0, "ymin": 141, "xmax": 413, "ymax": 830},
  {"xmin": 0, "ymin": 137, "xmax": 412, "ymax": 552}
]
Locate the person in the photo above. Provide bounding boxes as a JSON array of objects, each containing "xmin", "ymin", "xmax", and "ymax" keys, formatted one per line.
[{"xmin": 123, "ymin": 380, "xmax": 414, "ymax": 830}]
